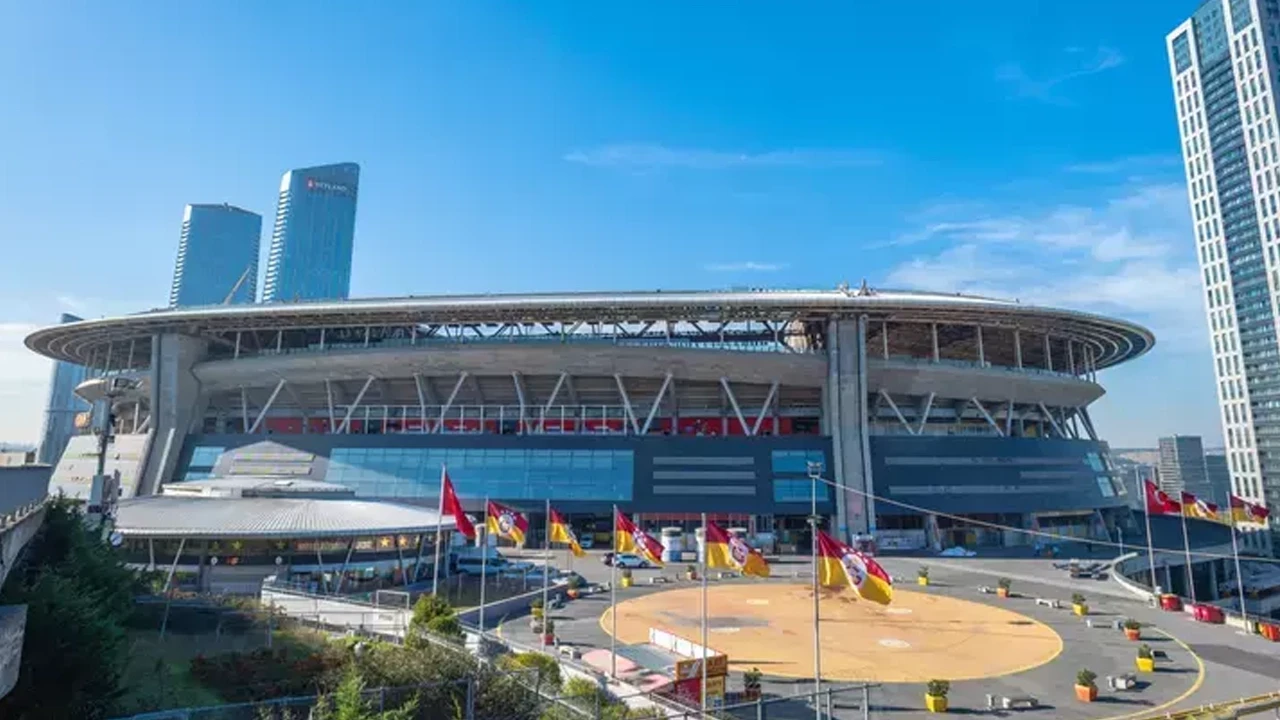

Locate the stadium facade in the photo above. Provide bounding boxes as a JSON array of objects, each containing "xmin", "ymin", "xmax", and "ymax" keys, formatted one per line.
[{"xmin": 26, "ymin": 286, "xmax": 1153, "ymax": 551}]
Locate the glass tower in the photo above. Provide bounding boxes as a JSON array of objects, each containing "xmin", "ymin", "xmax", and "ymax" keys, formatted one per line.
[
  {"xmin": 1168, "ymin": 0, "xmax": 1280, "ymax": 549},
  {"xmin": 261, "ymin": 162, "xmax": 360, "ymax": 302},
  {"xmin": 169, "ymin": 204, "xmax": 262, "ymax": 307},
  {"xmin": 36, "ymin": 313, "xmax": 89, "ymax": 466}
]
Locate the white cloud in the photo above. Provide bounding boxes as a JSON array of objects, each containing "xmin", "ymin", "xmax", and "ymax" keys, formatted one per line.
[
  {"xmin": 704, "ymin": 261, "xmax": 788, "ymax": 272},
  {"xmin": 0, "ymin": 322, "xmax": 51, "ymax": 446},
  {"xmin": 564, "ymin": 144, "xmax": 884, "ymax": 171},
  {"xmin": 885, "ymin": 181, "xmax": 1204, "ymax": 350},
  {"xmin": 997, "ymin": 46, "xmax": 1125, "ymax": 104}
]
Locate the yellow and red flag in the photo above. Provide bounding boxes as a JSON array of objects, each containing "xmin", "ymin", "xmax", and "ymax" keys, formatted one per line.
[
  {"xmin": 614, "ymin": 509, "xmax": 664, "ymax": 566},
  {"xmin": 486, "ymin": 500, "xmax": 529, "ymax": 546},
  {"xmin": 1180, "ymin": 491, "xmax": 1221, "ymax": 521},
  {"xmin": 549, "ymin": 507, "xmax": 585, "ymax": 558},
  {"xmin": 1230, "ymin": 494, "xmax": 1271, "ymax": 524},
  {"xmin": 440, "ymin": 468, "xmax": 475, "ymax": 539},
  {"xmin": 816, "ymin": 530, "xmax": 893, "ymax": 605},
  {"xmin": 705, "ymin": 520, "xmax": 770, "ymax": 578}
]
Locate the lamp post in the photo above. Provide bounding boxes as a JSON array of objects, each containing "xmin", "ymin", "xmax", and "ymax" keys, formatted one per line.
[{"xmin": 806, "ymin": 460, "xmax": 824, "ymax": 719}]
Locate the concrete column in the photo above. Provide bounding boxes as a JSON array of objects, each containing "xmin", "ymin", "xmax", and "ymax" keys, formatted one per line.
[
  {"xmin": 823, "ymin": 316, "xmax": 873, "ymax": 539},
  {"xmin": 138, "ymin": 333, "xmax": 209, "ymax": 496},
  {"xmin": 1208, "ymin": 559, "xmax": 1221, "ymax": 600}
]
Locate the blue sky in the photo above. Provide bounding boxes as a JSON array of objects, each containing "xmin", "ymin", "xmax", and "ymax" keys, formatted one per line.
[{"xmin": 0, "ymin": 1, "xmax": 1214, "ymax": 448}]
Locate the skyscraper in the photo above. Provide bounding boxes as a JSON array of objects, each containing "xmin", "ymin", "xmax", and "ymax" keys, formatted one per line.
[
  {"xmin": 1167, "ymin": 0, "xmax": 1280, "ymax": 548},
  {"xmin": 261, "ymin": 162, "xmax": 360, "ymax": 303},
  {"xmin": 169, "ymin": 204, "xmax": 262, "ymax": 307},
  {"xmin": 1157, "ymin": 435, "xmax": 1210, "ymax": 498},
  {"xmin": 36, "ymin": 313, "xmax": 89, "ymax": 466}
]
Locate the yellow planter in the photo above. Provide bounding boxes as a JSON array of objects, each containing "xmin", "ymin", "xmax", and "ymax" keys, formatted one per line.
[
  {"xmin": 1135, "ymin": 657, "xmax": 1155, "ymax": 673},
  {"xmin": 918, "ymin": 577, "xmax": 929, "ymax": 586},
  {"xmin": 996, "ymin": 587, "xmax": 1010, "ymax": 598},
  {"xmin": 620, "ymin": 577, "xmax": 633, "ymax": 588},
  {"xmin": 1073, "ymin": 604, "xmax": 1088, "ymax": 616},
  {"xmin": 925, "ymin": 694, "xmax": 948, "ymax": 713}
]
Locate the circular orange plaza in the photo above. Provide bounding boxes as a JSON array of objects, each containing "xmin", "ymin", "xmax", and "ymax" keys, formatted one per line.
[{"xmin": 600, "ymin": 584, "xmax": 1063, "ymax": 682}]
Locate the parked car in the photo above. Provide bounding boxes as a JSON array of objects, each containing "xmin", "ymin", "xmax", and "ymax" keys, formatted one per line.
[
  {"xmin": 456, "ymin": 556, "xmax": 507, "ymax": 575},
  {"xmin": 602, "ymin": 552, "xmax": 651, "ymax": 568}
]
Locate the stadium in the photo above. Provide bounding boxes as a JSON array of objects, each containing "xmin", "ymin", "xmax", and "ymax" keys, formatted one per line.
[{"xmin": 26, "ymin": 285, "xmax": 1153, "ymax": 552}]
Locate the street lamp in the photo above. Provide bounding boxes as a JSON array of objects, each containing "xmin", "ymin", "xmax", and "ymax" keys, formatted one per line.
[{"xmin": 806, "ymin": 460, "xmax": 824, "ymax": 717}]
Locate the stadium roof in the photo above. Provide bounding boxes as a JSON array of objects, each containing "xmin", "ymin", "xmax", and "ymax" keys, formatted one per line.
[
  {"xmin": 159, "ymin": 477, "xmax": 355, "ymax": 498},
  {"xmin": 25, "ymin": 287, "xmax": 1155, "ymax": 369},
  {"xmin": 113, "ymin": 495, "xmax": 453, "ymax": 539}
]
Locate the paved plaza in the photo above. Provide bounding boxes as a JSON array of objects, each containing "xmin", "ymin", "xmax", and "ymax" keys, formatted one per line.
[{"xmin": 497, "ymin": 550, "xmax": 1280, "ymax": 718}]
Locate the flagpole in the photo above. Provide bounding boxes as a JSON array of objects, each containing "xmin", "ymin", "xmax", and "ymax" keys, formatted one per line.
[
  {"xmin": 1232, "ymin": 520, "xmax": 1248, "ymax": 629},
  {"xmin": 700, "ymin": 511, "xmax": 709, "ymax": 715},
  {"xmin": 1140, "ymin": 477, "xmax": 1157, "ymax": 594},
  {"xmin": 808, "ymin": 462, "xmax": 821, "ymax": 718},
  {"xmin": 1179, "ymin": 506, "xmax": 1197, "ymax": 603},
  {"xmin": 479, "ymin": 496, "xmax": 489, "ymax": 637},
  {"xmin": 543, "ymin": 499, "xmax": 551, "ymax": 651},
  {"xmin": 433, "ymin": 465, "xmax": 446, "ymax": 597},
  {"xmin": 610, "ymin": 503, "xmax": 618, "ymax": 679}
]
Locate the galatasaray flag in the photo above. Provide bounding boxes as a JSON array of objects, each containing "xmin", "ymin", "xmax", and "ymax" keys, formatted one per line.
[
  {"xmin": 816, "ymin": 530, "xmax": 893, "ymax": 606},
  {"xmin": 1230, "ymin": 495, "xmax": 1271, "ymax": 524},
  {"xmin": 1144, "ymin": 480, "xmax": 1182, "ymax": 515},
  {"xmin": 614, "ymin": 509, "xmax": 664, "ymax": 566},
  {"xmin": 549, "ymin": 508, "xmax": 585, "ymax": 558},
  {"xmin": 486, "ymin": 500, "xmax": 529, "ymax": 546},
  {"xmin": 440, "ymin": 468, "xmax": 475, "ymax": 540},
  {"xmin": 1180, "ymin": 491, "xmax": 1220, "ymax": 521},
  {"xmin": 705, "ymin": 520, "xmax": 770, "ymax": 578}
]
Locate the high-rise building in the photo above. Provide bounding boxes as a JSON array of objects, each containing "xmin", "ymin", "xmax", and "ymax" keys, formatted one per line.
[
  {"xmin": 1167, "ymin": 0, "xmax": 1280, "ymax": 547},
  {"xmin": 1206, "ymin": 452, "xmax": 1233, "ymax": 503},
  {"xmin": 261, "ymin": 162, "xmax": 360, "ymax": 303},
  {"xmin": 36, "ymin": 313, "xmax": 89, "ymax": 466},
  {"xmin": 169, "ymin": 204, "xmax": 262, "ymax": 307},
  {"xmin": 1157, "ymin": 435, "xmax": 1210, "ymax": 498}
]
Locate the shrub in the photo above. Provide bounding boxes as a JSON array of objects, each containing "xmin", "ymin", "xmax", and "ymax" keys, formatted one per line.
[
  {"xmin": 1123, "ymin": 618, "xmax": 1142, "ymax": 631},
  {"xmin": 686, "ymin": 564, "xmax": 697, "ymax": 574},
  {"xmin": 917, "ymin": 566, "xmax": 929, "ymax": 579},
  {"xmin": 498, "ymin": 652, "xmax": 562, "ymax": 691},
  {"xmin": 1071, "ymin": 593, "xmax": 1086, "ymax": 605},
  {"xmin": 926, "ymin": 679, "xmax": 949, "ymax": 697},
  {"xmin": 567, "ymin": 575, "xmax": 582, "ymax": 589},
  {"xmin": 1076, "ymin": 669, "xmax": 1097, "ymax": 688},
  {"xmin": 1137, "ymin": 644, "xmax": 1154, "ymax": 659},
  {"xmin": 409, "ymin": 594, "xmax": 462, "ymax": 645},
  {"xmin": 531, "ymin": 598, "xmax": 544, "ymax": 610},
  {"xmin": 620, "ymin": 568, "xmax": 632, "ymax": 580},
  {"xmin": 997, "ymin": 578, "xmax": 1012, "ymax": 590}
]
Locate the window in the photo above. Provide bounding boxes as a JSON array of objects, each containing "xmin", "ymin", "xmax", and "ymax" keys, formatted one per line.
[
  {"xmin": 771, "ymin": 450, "xmax": 827, "ymax": 474},
  {"xmin": 773, "ymin": 479, "xmax": 829, "ymax": 503},
  {"xmin": 1095, "ymin": 476, "xmax": 1116, "ymax": 498},
  {"xmin": 325, "ymin": 447, "xmax": 635, "ymax": 501}
]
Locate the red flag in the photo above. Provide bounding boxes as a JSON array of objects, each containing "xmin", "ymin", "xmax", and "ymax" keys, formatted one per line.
[
  {"xmin": 1230, "ymin": 494, "xmax": 1271, "ymax": 523},
  {"xmin": 614, "ymin": 509, "xmax": 665, "ymax": 566},
  {"xmin": 1144, "ymin": 480, "xmax": 1181, "ymax": 515},
  {"xmin": 440, "ymin": 467, "xmax": 475, "ymax": 539}
]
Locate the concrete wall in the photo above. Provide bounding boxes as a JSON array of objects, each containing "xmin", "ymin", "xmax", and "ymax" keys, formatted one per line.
[{"xmin": 0, "ymin": 467, "xmax": 50, "ymax": 516}]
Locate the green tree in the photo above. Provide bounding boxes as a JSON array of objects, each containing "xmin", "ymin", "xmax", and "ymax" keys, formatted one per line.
[
  {"xmin": 313, "ymin": 670, "xmax": 418, "ymax": 720},
  {"xmin": 499, "ymin": 652, "xmax": 562, "ymax": 692},
  {"xmin": 0, "ymin": 498, "xmax": 146, "ymax": 719},
  {"xmin": 407, "ymin": 594, "xmax": 462, "ymax": 645}
]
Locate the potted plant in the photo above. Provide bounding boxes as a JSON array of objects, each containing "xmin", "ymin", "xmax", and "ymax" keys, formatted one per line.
[
  {"xmin": 996, "ymin": 578, "xmax": 1012, "ymax": 598},
  {"xmin": 541, "ymin": 618, "xmax": 556, "ymax": 646},
  {"xmin": 925, "ymin": 679, "xmax": 949, "ymax": 713},
  {"xmin": 566, "ymin": 575, "xmax": 582, "ymax": 600},
  {"xmin": 743, "ymin": 667, "xmax": 763, "ymax": 701},
  {"xmin": 620, "ymin": 568, "xmax": 633, "ymax": 588},
  {"xmin": 1075, "ymin": 669, "xmax": 1098, "ymax": 702},
  {"xmin": 1071, "ymin": 593, "xmax": 1088, "ymax": 616},
  {"xmin": 531, "ymin": 597, "xmax": 545, "ymax": 620},
  {"xmin": 1122, "ymin": 618, "xmax": 1142, "ymax": 641},
  {"xmin": 917, "ymin": 567, "xmax": 930, "ymax": 586},
  {"xmin": 686, "ymin": 564, "xmax": 698, "ymax": 580},
  {"xmin": 1135, "ymin": 644, "xmax": 1155, "ymax": 673}
]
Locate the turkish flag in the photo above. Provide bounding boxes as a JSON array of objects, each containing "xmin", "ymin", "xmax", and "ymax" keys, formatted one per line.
[
  {"xmin": 440, "ymin": 467, "xmax": 476, "ymax": 539},
  {"xmin": 1144, "ymin": 480, "xmax": 1182, "ymax": 515}
]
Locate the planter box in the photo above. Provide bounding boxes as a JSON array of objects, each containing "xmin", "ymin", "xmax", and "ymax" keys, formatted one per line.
[
  {"xmin": 1260, "ymin": 623, "xmax": 1280, "ymax": 641},
  {"xmin": 918, "ymin": 577, "xmax": 929, "ymax": 586},
  {"xmin": 925, "ymin": 694, "xmax": 948, "ymax": 713},
  {"xmin": 1124, "ymin": 628, "xmax": 1141, "ymax": 641},
  {"xmin": 996, "ymin": 588, "xmax": 1010, "ymax": 598},
  {"xmin": 1073, "ymin": 604, "xmax": 1088, "ymax": 616},
  {"xmin": 1135, "ymin": 657, "xmax": 1155, "ymax": 673},
  {"xmin": 1074, "ymin": 685, "xmax": 1097, "ymax": 702}
]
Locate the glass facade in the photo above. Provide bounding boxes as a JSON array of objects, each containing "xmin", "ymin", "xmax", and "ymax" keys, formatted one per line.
[
  {"xmin": 771, "ymin": 449, "xmax": 827, "ymax": 474},
  {"xmin": 169, "ymin": 204, "xmax": 262, "ymax": 307},
  {"xmin": 262, "ymin": 162, "xmax": 360, "ymax": 302},
  {"xmin": 773, "ymin": 478, "xmax": 830, "ymax": 503},
  {"xmin": 37, "ymin": 313, "xmax": 89, "ymax": 465},
  {"xmin": 326, "ymin": 447, "xmax": 634, "ymax": 501}
]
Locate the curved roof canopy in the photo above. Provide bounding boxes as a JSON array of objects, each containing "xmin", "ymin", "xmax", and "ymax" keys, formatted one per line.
[
  {"xmin": 25, "ymin": 287, "xmax": 1155, "ymax": 370},
  {"xmin": 114, "ymin": 495, "xmax": 453, "ymax": 539}
]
